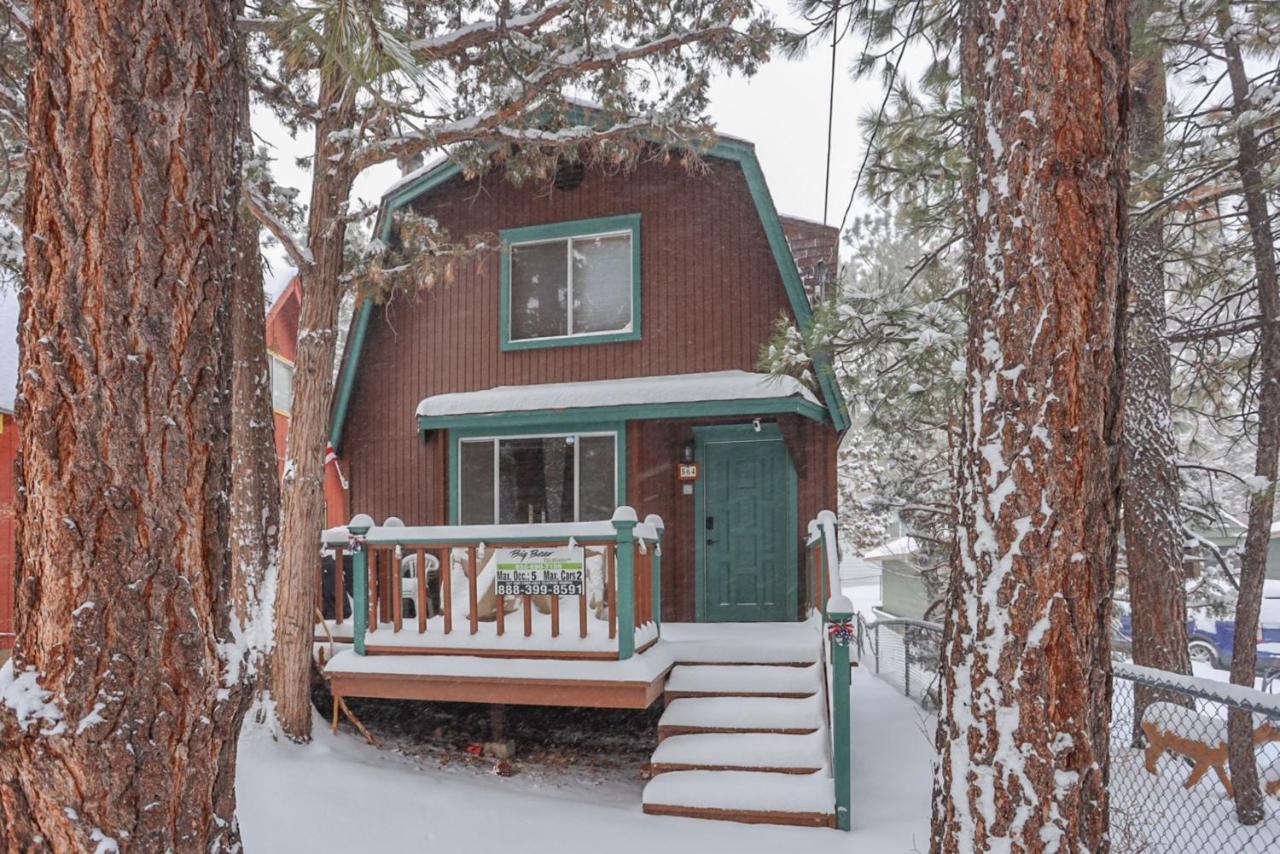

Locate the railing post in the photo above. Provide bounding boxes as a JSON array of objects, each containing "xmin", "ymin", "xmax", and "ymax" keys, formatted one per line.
[
  {"xmin": 827, "ymin": 597, "xmax": 854, "ymax": 832},
  {"xmin": 646, "ymin": 515, "xmax": 664, "ymax": 632},
  {"xmin": 904, "ymin": 630, "xmax": 911, "ymax": 698},
  {"xmin": 612, "ymin": 507, "xmax": 638, "ymax": 659},
  {"xmin": 347, "ymin": 514, "xmax": 374, "ymax": 656}
]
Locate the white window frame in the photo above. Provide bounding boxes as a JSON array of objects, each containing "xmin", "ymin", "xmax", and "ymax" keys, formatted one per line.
[
  {"xmin": 457, "ymin": 430, "xmax": 619, "ymax": 524},
  {"xmin": 269, "ymin": 351, "xmax": 294, "ymax": 416},
  {"xmin": 507, "ymin": 229, "xmax": 634, "ymax": 344}
]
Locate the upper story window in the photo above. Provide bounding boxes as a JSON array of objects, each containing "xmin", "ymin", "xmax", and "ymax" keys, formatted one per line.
[
  {"xmin": 270, "ymin": 352, "xmax": 294, "ymax": 415},
  {"xmin": 500, "ymin": 214, "xmax": 641, "ymax": 350}
]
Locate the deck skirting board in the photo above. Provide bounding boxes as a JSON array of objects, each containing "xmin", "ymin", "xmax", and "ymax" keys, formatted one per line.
[{"xmin": 329, "ymin": 666, "xmax": 671, "ymax": 710}]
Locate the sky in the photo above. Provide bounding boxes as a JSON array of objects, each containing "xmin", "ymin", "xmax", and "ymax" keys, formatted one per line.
[{"xmin": 253, "ymin": 0, "xmax": 890, "ymax": 293}]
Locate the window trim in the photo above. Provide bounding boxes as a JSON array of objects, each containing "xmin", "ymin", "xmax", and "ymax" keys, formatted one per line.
[
  {"xmin": 268, "ymin": 350, "xmax": 295, "ymax": 417},
  {"xmin": 499, "ymin": 213, "xmax": 642, "ymax": 351},
  {"xmin": 449, "ymin": 422, "xmax": 627, "ymax": 525}
]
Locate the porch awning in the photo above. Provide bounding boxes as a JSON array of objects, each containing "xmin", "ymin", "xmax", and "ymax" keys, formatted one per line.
[{"xmin": 415, "ymin": 370, "xmax": 828, "ymax": 430}]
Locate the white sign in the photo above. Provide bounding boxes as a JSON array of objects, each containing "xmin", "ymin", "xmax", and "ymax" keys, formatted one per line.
[{"xmin": 494, "ymin": 547, "xmax": 585, "ymax": 597}]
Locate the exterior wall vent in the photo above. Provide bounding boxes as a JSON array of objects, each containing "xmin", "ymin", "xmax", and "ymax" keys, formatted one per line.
[{"xmin": 554, "ymin": 160, "xmax": 586, "ymax": 191}]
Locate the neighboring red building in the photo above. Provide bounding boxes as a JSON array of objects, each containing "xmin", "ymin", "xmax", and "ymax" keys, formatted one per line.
[
  {"xmin": 0, "ymin": 409, "xmax": 15, "ymax": 652},
  {"xmin": 266, "ymin": 275, "xmax": 349, "ymax": 527},
  {"xmin": 0, "ymin": 289, "xmax": 18, "ymax": 652}
]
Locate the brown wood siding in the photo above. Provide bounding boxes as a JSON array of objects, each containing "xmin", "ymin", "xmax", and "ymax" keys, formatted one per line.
[{"xmin": 340, "ymin": 155, "xmax": 840, "ymax": 611}]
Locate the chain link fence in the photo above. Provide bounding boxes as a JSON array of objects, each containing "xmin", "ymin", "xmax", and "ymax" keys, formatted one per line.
[
  {"xmin": 1110, "ymin": 664, "xmax": 1280, "ymax": 853},
  {"xmin": 855, "ymin": 615, "xmax": 1280, "ymax": 851},
  {"xmin": 855, "ymin": 614, "xmax": 944, "ymax": 712}
]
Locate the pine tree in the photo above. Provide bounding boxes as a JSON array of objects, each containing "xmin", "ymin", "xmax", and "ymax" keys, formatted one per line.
[
  {"xmin": 1124, "ymin": 0, "xmax": 1192, "ymax": 728},
  {"xmin": 0, "ymin": 1, "xmax": 248, "ymax": 848},
  {"xmin": 930, "ymin": 0, "xmax": 1128, "ymax": 848}
]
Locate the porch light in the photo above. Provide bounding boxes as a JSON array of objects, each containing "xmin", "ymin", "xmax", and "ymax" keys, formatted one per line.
[{"xmin": 681, "ymin": 440, "xmax": 694, "ymax": 463}]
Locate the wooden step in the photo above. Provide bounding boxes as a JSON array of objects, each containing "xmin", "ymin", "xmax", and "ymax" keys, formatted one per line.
[
  {"xmin": 649, "ymin": 732, "xmax": 828, "ymax": 775},
  {"xmin": 664, "ymin": 663, "xmax": 821, "ymax": 701},
  {"xmin": 657, "ymin": 696, "xmax": 823, "ymax": 740},
  {"xmin": 642, "ymin": 770, "xmax": 835, "ymax": 827},
  {"xmin": 662, "ymin": 621, "xmax": 821, "ymax": 667}
]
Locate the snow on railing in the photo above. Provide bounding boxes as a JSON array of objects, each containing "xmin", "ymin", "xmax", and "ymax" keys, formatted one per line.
[
  {"xmin": 315, "ymin": 507, "xmax": 664, "ymax": 661},
  {"xmin": 806, "ymin": 511, "xmax": 852, "ymax": 831}
]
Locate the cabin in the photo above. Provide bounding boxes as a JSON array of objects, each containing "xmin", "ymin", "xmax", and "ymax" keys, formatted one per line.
[{"xmin": 325, "ymin": 124, "xmax": 855, "ymax": 827}]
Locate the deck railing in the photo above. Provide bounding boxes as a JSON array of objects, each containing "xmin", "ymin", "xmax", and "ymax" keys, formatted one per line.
[
  {"xmin": 318, "ymin": 507, "xmax": 663, "ymax": 661},
  {"xmin": 806, "ymin": 510, "xmax": 852, "ymax": 831}
]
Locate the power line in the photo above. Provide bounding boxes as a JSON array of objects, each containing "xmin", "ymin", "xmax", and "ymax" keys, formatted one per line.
[{"xmin": 823, "ymin": 1, "xmax": 839, "ymax": 225}]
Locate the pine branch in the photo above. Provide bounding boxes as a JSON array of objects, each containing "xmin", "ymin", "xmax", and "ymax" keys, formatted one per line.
[
  {"xmin": 244, "ymin": 189, "xmax": 313, "ymax": 269},
  {"xmin": 408, "ymin": 0, "xmax": 576, "ymax": 57},
  {"xmin": 353, "ymin": 25, "xmax": 746, "ymax": 171}
]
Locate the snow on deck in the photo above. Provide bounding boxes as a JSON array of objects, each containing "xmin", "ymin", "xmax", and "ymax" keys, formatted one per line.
[
  {"xmin": 237, "ymin": 665, "xmax": 933, "ymax": 852},
  {"xmin": 324, "ymin": 641, "xmax": 674, "ymax": 684},
  {"xmin": 416, "ymin": 370, "xmax": 819, "ymax": 418}
]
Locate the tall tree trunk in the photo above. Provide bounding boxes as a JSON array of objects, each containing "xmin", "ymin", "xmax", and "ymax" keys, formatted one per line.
[
  {"xmin": 229, "ymin": 54, "xmax": 280, "ymax": 701},
  {"xmin": 1124, "ymin": 0, "xmax": 1191, "ymax": 734},
  {"xmin": 1216, "ymin": 1, "xmax": 1280, "ymax": 826},
  {"xmin": 931, "ymin": 0, "xmax": 1128, "ymax": 850},
  {"xmin": 271, "ymin": 67, "xmax": 356, "ymax": 741},
  {"xmin": 0, "ymin": 1, "xmax": 247, "ymax": 850}
]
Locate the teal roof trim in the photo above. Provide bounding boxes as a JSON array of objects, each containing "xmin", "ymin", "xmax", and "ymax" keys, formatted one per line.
[{"xmin": 329, "ymin": 136, "xmax": 850, "ymax": 449}]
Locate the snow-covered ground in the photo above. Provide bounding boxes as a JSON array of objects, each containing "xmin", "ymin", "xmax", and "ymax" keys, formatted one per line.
[{"xmin": 236, "ymin": 664, "xmax": 934, "ymax": 852}]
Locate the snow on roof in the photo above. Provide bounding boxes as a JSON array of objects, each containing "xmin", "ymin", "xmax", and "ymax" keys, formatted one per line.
[
  {"xmin": 0, "ymin": 287, "xmax": 17, "ymax": 414},
  {"xmin": 264, "ymin": 263, "xmax": 298, "ymax": 312},
  {"xmin": 862, "ymin": 536, "xmax": 921, "ymax": 561},
  {"xmin": 416, "ymin": 370, "xmax": 819, "ymax": 419},
  {"xmin": 380, "ymin": 152, "xmax": 453, "ymax": 201}
]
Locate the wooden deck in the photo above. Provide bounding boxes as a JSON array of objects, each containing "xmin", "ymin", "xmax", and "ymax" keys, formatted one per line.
[{"xmin": 324, "ymin": 642, "xmax": 674, "ymax": 710}]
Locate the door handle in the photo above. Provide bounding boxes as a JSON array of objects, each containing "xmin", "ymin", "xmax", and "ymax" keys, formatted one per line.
[{"xmin": 706, "ymin": 538, "xmax": 719, "ymax": 545}]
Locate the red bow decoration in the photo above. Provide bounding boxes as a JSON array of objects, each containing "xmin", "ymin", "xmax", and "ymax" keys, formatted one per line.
[{"xmin": 827, "ymin": 618, "xmax": 855, "ymax": 646}]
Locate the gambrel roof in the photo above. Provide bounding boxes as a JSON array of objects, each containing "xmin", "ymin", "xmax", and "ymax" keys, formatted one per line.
[{"xmin": 328, "ymin": 133, "xmax": 850, "ymax": 448}]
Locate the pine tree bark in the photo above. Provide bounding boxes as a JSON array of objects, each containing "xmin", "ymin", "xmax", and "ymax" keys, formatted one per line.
[
  {"xmin": 0, "ymin": 1, "xmax": 247, "ymax": 850},
  {"xmin": 1215, "ymin": 1, "xmax": 1280, "ymax": 826},
  {"xmin": 229, "ymin": 50, "xmax": 280, "ymax": 699},
  {"xmin": 1123, "ymin": 0, "xmax": 1191, "ymax": 733},
  {"xmin": 271, "ymin": 67, "xmax": 356, "ymax": 741},
  {"xmin": 931, "ymin": 0, "xmax": 1128, "ymax": 850}
]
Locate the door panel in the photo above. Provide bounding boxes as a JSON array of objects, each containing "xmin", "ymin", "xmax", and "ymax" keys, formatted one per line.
[{"xmin": 701, "ymin": 435, "xmax": 794, "ymax": 621}]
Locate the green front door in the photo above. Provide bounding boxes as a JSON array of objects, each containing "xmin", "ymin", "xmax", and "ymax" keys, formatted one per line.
[{"xmin": 697, "ymin": 425, "xmax": 797, "ymax": 622}]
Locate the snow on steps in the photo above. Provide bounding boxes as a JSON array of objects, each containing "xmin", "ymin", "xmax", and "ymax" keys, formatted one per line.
[
  {"xmin": 662, "ymin": 621, "xmax": 820, "ymax": 666},
  {"xmin": 663, "ymin": 663, "xmax": 821, "ymax": 700},
  {"xmin": 642, "ymin": 770, "xmax": 834, "ymax": 827},
  {"xmin": 649, "ymin": 732, "xmax": 828, "ymax": 774},
  {"xmin": 658, "ymin": 695, "xmax": 824, "ymax": 739}
]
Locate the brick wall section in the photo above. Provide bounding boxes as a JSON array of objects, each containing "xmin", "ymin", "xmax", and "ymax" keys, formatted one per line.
[{"xmin": 780, "ymin": 216, "xmax": 839, "ymax": 304}]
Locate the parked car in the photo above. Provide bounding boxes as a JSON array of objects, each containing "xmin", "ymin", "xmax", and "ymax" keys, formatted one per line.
[{"xmin": 1114, "ymin": 580, "xmax": 1280, "ymax": 673}]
